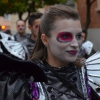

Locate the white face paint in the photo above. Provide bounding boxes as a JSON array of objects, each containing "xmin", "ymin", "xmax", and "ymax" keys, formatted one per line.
[
  {"xmin": 47, "ymin": 19, "xmax": 82, "ymax": 65},
  {"xmin": 17, "ymin": 21, "xmax": 26, "ymax": 34}
]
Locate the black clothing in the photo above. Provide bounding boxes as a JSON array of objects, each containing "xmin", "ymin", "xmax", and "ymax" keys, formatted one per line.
[
  {"xmin": 0, "ymin": 53, "xmax": 88, "ymax": 100},
  {"xmin": 0, "ymin": 52, "xmax": 46, "ymax": 100},
  {"xmin": 0, "ymin": 53, "xmax": 100, "ymax": 100},
  {"xmin": 0, "ymin": 32, "xmax": 99, "ymax": 100},
  {"xmin": 39, "ymin": 61, "xmax": 88, "ymax": 100},
  {"xmin": 0, "ymin": 32, "xmax": 92, "ymax": 100}
]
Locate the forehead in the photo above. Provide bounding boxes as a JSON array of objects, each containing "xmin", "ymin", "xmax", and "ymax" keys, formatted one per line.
[
  {"xmin": 17, "ymin": 21, "xmax": 25, "ymax": 25},
  {"xmin": 51, "ymin": 19, "xmax": 82, "ymax": 36},
  {"xmin": 33, "ymin": 19, "xmax": 41, "ymax": 25}
]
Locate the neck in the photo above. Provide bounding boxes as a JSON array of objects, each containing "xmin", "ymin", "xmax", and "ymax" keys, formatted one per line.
[
  {"xmin": 19, "ymin": 32, "xmax": 25, "ymax": 36},
  {"xmin": 46, "ymin": 55, "xmax": 68, "ymax": 68},
  {"xmin": 31, "ymin": 34, "xmax": 36, "ymax": 41},
  {"xmin": 45, "ymin": 48, "xmax": 69, "ymax": 68}
]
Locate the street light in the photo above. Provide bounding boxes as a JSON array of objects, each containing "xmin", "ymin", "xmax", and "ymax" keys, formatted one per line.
[{"xmin": 1, "ymin": 25, "xmax": 6, "ymax": 30}]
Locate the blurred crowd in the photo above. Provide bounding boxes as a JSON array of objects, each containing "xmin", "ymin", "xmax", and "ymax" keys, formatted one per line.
[
  {"xmin": 0, "ymin": 11, "xmax": 94, "ymax": 60},
  {"xmin": 0, "ymin": 4, "xmax": 99, "ymax": 100},
  {"xmin": 0, "ymin": 12, "xmax": 43, "ymax": 60}
]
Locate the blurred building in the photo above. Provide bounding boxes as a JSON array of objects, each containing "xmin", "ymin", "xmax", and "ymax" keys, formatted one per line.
[
  {"xmin": 0, "ymin": 15, "xmax": 10, "ymax": 32},
  {"xmin": 0, "ymin": 13, "xmax": 30, "ymax": 34},
  {"xmin": 77, "ymin": 0, "xmax": 100, "ymax": 51}
]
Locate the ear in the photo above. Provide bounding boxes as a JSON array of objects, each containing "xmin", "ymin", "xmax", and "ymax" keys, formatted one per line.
[{"xmin": 41, "ymin": 34, "xmax": 48, "ymax": 46}]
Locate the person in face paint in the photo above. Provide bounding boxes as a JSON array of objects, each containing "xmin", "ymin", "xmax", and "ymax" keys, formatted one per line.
[
  {"xmin": 78, "ymin": 30, "xmax": 94, "ymax": 59},
  {"xmin": 82, "ymin": 30, "xmax": 86, "ymax": 43},
  {"xmin": 29, "ymin": 5, "xmax": 99, "ymax": 100},
  {"xmin": 0, "ymin": 5, "xmax": 99, "ymax": 100},
  {"xmin": 21, "ymin": 12, "xmax": 43, "ymax": 58},
  {"xmin": 14, "ymin": 20, "xmax": 28, "ymax": 42}
]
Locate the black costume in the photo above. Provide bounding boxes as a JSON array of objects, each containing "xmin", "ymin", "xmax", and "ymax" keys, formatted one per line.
[
  {"xmin": 0, "ymin": 32, "xmax": 46, "ymax": 100},
  {"xmin": 0, "ymin": 32, "xmax": 100, "ymax": 100}
]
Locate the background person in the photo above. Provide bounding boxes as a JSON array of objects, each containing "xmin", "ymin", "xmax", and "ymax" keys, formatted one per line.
[
  {"xmin": 30, "ymin": 5, "xmax": 93, "ymax": 100},
  {"xmin": 21, "ymin": 12, "xmax": 43, "ymax": 58},
  {"xmin": 82, "ymin": 30, "xmax": 86, "ymax": 43},
  {"xmin": 14, "ymin": 20, "xmax": 28, "ymax": 42},
  {"xmin": 0, "ymin": 4, "xmax": 99, "ymax": 100},
  {"xmin": 78, "ymin": 30, "xmax": 94, "ymax": 59}
]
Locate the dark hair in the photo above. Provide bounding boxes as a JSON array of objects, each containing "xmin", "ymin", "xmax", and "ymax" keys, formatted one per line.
[
  {"xmin": 30, "ymin": 4, "xmax": 80, "ymax": 61},
  {"xmin": 4, "ymin": 30, "xmax": 11, "ymax": 35},
  {"xmin": 82, "ymin": 30, "xmax": 86, "ymax": 34},
  {"xmin": 16, "ymin": 19, "xmax": 25, "ymax": 25},
  {"xmin": 28, "ymin": 12, "xmax": 43, "ymax": 26}
]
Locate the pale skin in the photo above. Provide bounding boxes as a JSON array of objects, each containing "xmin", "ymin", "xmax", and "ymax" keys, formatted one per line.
[
  {"xmin": 28, "ymin": 19, "xmax": 41, "ymax": 41},
  {"xmin": 41, "ymin": 19, "xmax": 82, "ymax": 68}
]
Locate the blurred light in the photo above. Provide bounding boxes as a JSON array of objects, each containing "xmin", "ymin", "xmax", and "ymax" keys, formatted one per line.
[{"xmin": 1, "ymin": 25, "xmax": 6, "ymax": 30}]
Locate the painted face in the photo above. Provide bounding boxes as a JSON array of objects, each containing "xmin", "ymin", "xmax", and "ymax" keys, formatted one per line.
[
  {"xmin": 17, "ymin": 25, "xmax": 25, "ymax": 29},
  {"xmin": 31, "ymin": 19, "xmax": 41, "ymax": 37},
  {"xmin": 17, "ymin": 21, "xmax": 26, "ymax": 34},
  {"xmin": 47, "ymin": 19, "xmax": 82, "ymax": 64}
]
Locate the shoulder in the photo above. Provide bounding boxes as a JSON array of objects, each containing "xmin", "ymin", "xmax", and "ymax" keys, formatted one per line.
[
  {"xmin": 13, "ymin": 33, "xmax": 18, "ymax": 37},
  {"xmin": 0, "ymin": 53, "xmax": 46, "ymax": 100},
  {"xmin": 21, "ymin": 34, "xmax": 30, "ymax": 44},
  {"xmin": 0, "ymin": 52, "xmax": 46, "ymax": 81}
]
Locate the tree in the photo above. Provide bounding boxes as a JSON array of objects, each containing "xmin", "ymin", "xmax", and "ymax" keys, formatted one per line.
[
  {"xmin": 83, "ymin": 0, "xmax": 96, "ymax": 32},
  {"xmin": 0, "ymin": 0, "xmax": 67, "ymax": 22}
]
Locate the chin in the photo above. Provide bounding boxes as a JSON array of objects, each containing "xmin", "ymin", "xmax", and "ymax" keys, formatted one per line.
[
  {"xmin": 19, "ymin": 32, "xmax": 24, "ymax": 34},
  {"xmin": 67, "ymin": 57, "xmax": 77, "ymax": 63},
  {"xmin": 70, "ymin": 59, "xmax": 76, "ymax": 63}
]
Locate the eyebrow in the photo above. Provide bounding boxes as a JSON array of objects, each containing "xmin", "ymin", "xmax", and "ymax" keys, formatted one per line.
[{"xmin": 57, "ymin": 31, "xmax": 83, "ymax": 35}]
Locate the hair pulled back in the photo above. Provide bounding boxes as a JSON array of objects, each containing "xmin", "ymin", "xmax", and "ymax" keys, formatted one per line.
[{"xmin": 30, "ymin": 4, "xmax": 80, "ymax": 61}]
